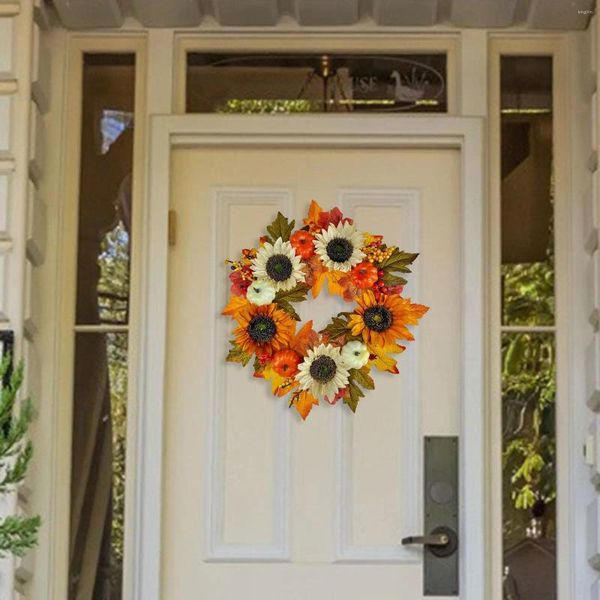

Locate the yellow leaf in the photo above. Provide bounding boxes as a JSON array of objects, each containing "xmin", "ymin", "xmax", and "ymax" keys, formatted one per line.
[
  {"xmin": 369, "ymin": 342, "xmax": 405, "ymax": 374},
  {"xmin": 262, "ymin": 366, "xmax": 298, "ymax": 397},
  {"xmin": 293, "ymin": 390, "xmax": 319, "ymax": 420},
  {"xmin": 363, "ymin": 233, "xmax": 383, "ymax": 247}
]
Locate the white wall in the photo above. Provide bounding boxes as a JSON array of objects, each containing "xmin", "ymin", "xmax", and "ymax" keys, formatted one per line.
[
  {"xmin": 0, "ymin": 0, "xmax": 53, "ymax": 598},
  {"xmin": 578, "ymin": 15, "xmax": 600, "ymax": 600}
]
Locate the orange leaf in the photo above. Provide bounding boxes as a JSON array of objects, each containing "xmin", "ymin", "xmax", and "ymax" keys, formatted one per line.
[
  {"xmin": 291, "ymin": 320, "xmax": 319, "ymax": 356},
  {"xmin": 304, "ymin": 199, "xmax": 323, "ymax": 228},
  {"xmin": 292, "ymin": 390, "xmax": 319, "ymax": 420},
  {"xmin": 222, "ymin": 296, "xmax": 249, "ymax": 317},
  {"xmin": 329, "ymin": 271, "xmax": 358, "ymax": 301}
]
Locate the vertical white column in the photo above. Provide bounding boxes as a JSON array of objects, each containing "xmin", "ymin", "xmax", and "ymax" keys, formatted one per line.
[
  {"xmin": 460, "ymin": 29, "xmax": 488, "ymax": 117},
  {"xmin": 129, "ymin": 28, "xmax": 174, "ymax": 600},
  {"xmin": 583, "ymin": 16, "xmax": 600, "ymax": 600}
]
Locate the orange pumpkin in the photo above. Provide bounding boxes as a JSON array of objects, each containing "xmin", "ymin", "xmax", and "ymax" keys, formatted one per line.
[
  {"xmin": 271, "ymin": 349, "xmax": 302, "ymax": 377},
  {"xmin": 350, "ymin": 262, "xmax": 379, "ymax": 289},
  {"xmin": 290, "ymin": 230, "xmax": 315, "ymax": 259}
]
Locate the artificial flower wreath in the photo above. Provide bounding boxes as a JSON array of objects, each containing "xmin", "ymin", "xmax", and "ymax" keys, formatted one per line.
[{"xmin": 222, "ymin": 200, "xmax": 428, "ymax": 420}]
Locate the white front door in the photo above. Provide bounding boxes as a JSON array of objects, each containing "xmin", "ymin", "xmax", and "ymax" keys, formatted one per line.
[{"xmin": 140, "ymin": 115, "xmax": 485, "ymax": 600}]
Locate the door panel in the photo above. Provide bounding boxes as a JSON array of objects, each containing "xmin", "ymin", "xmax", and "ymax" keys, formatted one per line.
[{"xmin": 163, "ymin": 146, "xmax": 460, "ymax": 599}]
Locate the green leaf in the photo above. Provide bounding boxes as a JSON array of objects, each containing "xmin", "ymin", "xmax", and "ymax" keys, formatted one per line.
[
  {"xmin": 379, "ymin": 249, "xmax": 419, "ymax": 272},
  {"xmin": 381, "ymin": 272, "xmax": 407, "ymax": 287},
  {"xmin": 275, "ymin": 300, "xmax": 301, "ymax": 321},
  {"xmin": 226, "ymin": 341, "xmax": 252, "ymax": 366},
  {"xmin": 0, "ymin": 515, "xmax": 41, "ymax": 558},
  {"xmin": 344, "ymin": 381, "xmax": 364, "ymax": 413},
  {"xmin": 266, "ymin": 212, "xmax": 295, "ymax": 243},
  {"xmin": 253, "ymin": 356, "xmax": 265, "ymax": 375},
  {"xmin": 350, "ymin": 367, "xmax": 375, "ymax": 390},
  {"xmin": 274, "ymin": 283, "xmax": 310, "ymax": 305},
  {"xmin": 321, "ymin": 315, "xmax": 352, "ymax": 341}
]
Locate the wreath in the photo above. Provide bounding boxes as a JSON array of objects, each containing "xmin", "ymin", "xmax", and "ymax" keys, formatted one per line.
[{"xmin": 222, "ymin": 200, "xmax": 428, "ymax": 420}]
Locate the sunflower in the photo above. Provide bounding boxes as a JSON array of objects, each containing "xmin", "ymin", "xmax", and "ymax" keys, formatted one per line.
[
  {"xmin": 252, "ymin": 237, "xmax": 306, "ymax": 292},
  {"xmin": 234, "ymin": 303, "xmax": 296, "ymax": 357},
  {"xmin": 348, "ymin": 290, "xmax": 429, "ymax": 348},
  {"xmin": 295, "ymin": 344, "xmax": 350, "ymax": 402},
  {"xmin": 314, "ymin": 222, "xmax": 365, "ymax": 272}
]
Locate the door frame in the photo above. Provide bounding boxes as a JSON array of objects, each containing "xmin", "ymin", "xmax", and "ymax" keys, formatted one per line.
[{"xmin": 136, "ymin": 114, "xmax": 485, "ymax": 599}]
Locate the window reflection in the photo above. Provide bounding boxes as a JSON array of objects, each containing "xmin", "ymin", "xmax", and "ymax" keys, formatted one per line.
[
  {"xmin": 70, "ymin": 54, "xmax": 135, "ymax": 600},
  {"xmin": 186, "ymin": 53, "xmax": 447, "ymax": 114},
  {"xmin": 500, "ymin": 56, "xmax": 556, "ymax": 600}
]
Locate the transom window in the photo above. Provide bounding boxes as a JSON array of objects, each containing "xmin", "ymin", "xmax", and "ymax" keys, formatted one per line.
[{"xmin": 185, "ymin": 53, "xmax": 447, "ymax": 114}]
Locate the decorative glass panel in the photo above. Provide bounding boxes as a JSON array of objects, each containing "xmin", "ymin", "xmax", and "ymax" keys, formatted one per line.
[{"xmin": 186, "ymin": 53, "xmax": 447, "ymax": 114}]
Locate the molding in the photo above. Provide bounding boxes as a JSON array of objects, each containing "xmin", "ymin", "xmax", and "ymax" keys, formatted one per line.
[
  {"xmin": 0, "ymin": 239, "xmax": 13, "ymax": 254},
  {"xmin": 589, "ymin": 149, "xmax": 599, "ymax": 173},
  {"xmin": 0, "ymin": 3, "xmax": 19, "ymax": 17},
  {"xmin": 139, "ymin": 114, "xmax": 486, "ymax": 600},
  {"xmin": 33, "ymin": 1, "xmax": 51, "ymax": 30},
  {"xmin": 0, "ymin": 80, "xmax": 17, "ymax": 95},
  {"xmin": 589, "ymin": 499, "xmax": 600, "ymax": 569},
  {"xmin": 205, "ymin": 188, "xmax": 292, "ymax": 562},
  {"xmin": 23, "ymin": 317, "xmax": 37, "ymax": 342},
  {"xmin": 587, "ymin": 335, "xmax": 600, "ymax": 411},
  {"xmin": 0, "ymin": 159, "xmax": 15, "ymax": 172},
  {"xmin": 334, "ymin": 189, "xmax": 421, "ymax": 563},
  {"xmin": 586, "ymin": 228, "xmax": 599, "ymax": 255}
]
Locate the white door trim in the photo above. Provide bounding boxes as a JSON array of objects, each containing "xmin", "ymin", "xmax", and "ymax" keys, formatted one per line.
[{"xmin": 136, "ymin": 114, "xmax": 485, "ymax": 599}]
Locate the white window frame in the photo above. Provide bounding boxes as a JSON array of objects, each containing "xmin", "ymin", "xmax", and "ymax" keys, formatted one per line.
[{"xmin": 487, "ymin": 36, "xmax": 577, "ymax": 600}]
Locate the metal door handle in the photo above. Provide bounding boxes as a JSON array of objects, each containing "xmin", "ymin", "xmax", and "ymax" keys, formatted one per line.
[{"xmin": 402, "ymin": 533, "xmax": 449, "ymax": 547}]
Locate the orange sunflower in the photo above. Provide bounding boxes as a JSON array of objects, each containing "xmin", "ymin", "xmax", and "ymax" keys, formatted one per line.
[
  {"xmin": 233, "ymin": 303, "xmax": 296, "ymax": 357},
  {"xmin": 348, "ymin": 290, "xmax": 429, "ymax": 348}
]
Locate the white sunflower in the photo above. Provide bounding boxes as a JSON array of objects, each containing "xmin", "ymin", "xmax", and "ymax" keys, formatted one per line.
[
  {"xmin": 314, "ymin": 222, "xmax": 365, "ymax": 272},
  {"xmin": 341, "ymin": 340, "xmax": 370, "ymax": 369},
  {"xmin": 246, "ymin": 279, "xmax": 276, "ymax": 306},
  {"xmin": 295, "ymin": 343, "xmax": 350, "ymax": 401},
  {"xmin": 251, "ymin": 238, "xmax": 306, "ymax": 292}
]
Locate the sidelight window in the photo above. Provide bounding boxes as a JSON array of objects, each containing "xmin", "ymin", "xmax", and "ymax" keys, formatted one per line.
[
  {"xmin": 68, "ymin": 53, "xmax": 136, "ymax": 600},
  {"xmin": 499, "ymin": 56, "xmax": 557, "ymax": 599}
]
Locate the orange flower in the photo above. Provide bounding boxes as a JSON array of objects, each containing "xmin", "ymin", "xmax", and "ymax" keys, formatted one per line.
[
  {"xmin": 233, "ymin": 303, "xmax": 295, "ymax": 357},
  {"xmin": 350, "ymin": 262, "xmax": 379, "ymax": 289},
  {"xmin": 290, "ymin": 230, "xmax": 315, "ymax": 259},
  {"xmin": 348, "ymin": 290, "xmax": 429, "ymax": 348},
  {"xmin": 272, "ymin": 349, "xmax": 302, "ymax": 377}
]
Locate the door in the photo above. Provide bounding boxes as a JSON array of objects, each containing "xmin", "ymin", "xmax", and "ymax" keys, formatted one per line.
[{"xmin": 161, "ymin": 140, "xmax": 463, "ymax": 599}]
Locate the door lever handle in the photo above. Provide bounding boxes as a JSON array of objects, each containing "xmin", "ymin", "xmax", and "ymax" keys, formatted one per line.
[{"xmin": 401, "ymin": 533, "xmax": 449, "ymax": 547}]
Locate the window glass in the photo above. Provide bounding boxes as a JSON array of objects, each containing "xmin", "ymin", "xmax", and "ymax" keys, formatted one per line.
[
  {"xmin": 75, "ymin": 55, "xmax": 134, "ymax": 326},
  {"xmin": 69, "ymin": 53, "xmax": 135, "ymax": 600},
  {"xmin": 186, "ymin": 53, "xmax": 447, "ymax": 113},
  {"xmin": 500, "ymin": 56, "xmax": 556, "ymax": 599}
]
